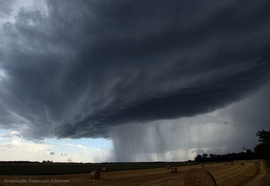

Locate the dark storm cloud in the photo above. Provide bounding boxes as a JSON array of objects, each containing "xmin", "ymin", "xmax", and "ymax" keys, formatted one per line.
[
  {"xmin": 0, "ymin": 0, "xmax": 270, "ymax": 140},
  {"xmin": 217, "ymin": 80, "xmax": 270, "ymax": 136},
  {"xmin": 0, "ymin": 0, "xmax": 16, "ymax": 17}
]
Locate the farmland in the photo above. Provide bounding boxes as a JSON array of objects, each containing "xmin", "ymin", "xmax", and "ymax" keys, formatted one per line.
[
  {"xmin": 0, "ymin": 161, "xmax": 191, "ymax": 175},
  {"xmin": 0, "ymin": 160, "xmax": 269, "ymax": 185}
]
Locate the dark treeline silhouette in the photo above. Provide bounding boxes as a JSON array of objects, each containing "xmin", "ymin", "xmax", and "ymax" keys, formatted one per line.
[
  {"xmin": 194, "ymin": 149, "xmax": 257, "ymax": 162},
  {"xmin": 0, "ymin": 161, "xmax": 40, "ymax": 164},
  {"xmin": 42, "ymin": 160, "xmax": 53, "ymax": 163},
  {"xmin": 195, "ymin": 129, "xmax": 270, "ymax": 162},
  {"xmin": 254, "ymin": 129, "xmax": 270, "ymax": 159},
  {"xmin": 0, "ymin": 160, "xmax": 54, "ymax": 164}
]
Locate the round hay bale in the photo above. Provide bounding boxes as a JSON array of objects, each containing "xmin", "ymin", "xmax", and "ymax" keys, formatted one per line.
[
  {"xmin": 170, "ymin": 167, "xmax": 178, "ymax": 173},
  {"xmin": 184, "ymin": 168, "xmax": 217, "ymax": 186},
  {"xmin": 90, "ymin": 171, "xmax": 100, "ymax": 180},
  {"xmin": 102, "ymin": 167, "xmax": 109, "ymax": 172}
]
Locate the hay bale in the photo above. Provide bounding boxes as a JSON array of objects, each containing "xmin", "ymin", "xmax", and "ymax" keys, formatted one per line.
[
  {"xmin": 184, "ymin": 168, "xmax": 217, "ymax": 186},
  {"xmin": 170, "ymin": 167, "xmax": 178, "ymax": 173},
  {"xmin": 90, "ymin": 171, "xmax": 100, "ymax": 180},
  {"xmin": 254, "ymin": 161, "xmax": 259, "ymax": 164},
  {"xmin": 102, "ymin": 167, "xmax": 109, "ymax": 172}
]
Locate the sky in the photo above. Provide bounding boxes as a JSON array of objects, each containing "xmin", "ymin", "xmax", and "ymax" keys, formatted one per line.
[{"xmin": 0, "ymin": 0, "xmax": 270, "ymax": 162}]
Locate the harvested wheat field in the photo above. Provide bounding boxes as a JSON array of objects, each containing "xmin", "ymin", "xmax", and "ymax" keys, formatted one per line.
[{"xmin": 0, "ymin": 160, "xmax": 269, "ymax": 186}]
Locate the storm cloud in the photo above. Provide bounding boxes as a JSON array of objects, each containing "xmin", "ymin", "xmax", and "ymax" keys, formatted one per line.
[
  {"xmin": 0, "ymin": 0, "xmax": 16, "ymax": 17},
  {"xmin": 0, "ymin": 0, "xmax": 270, "ymax": 160},
  {"xmin": 110, "ymin": 82, "xmax": 270, "ymax": 161}
]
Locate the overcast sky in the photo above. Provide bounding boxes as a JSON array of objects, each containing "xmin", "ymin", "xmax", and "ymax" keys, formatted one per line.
[{"xmin": 0, "ymin": 0, "xmax": 270, "ymax": 162}]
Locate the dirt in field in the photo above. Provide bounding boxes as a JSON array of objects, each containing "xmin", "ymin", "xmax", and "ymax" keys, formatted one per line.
[{"xmin": 0, "ymin": 160, "xmax": 268, "ymax": 186}]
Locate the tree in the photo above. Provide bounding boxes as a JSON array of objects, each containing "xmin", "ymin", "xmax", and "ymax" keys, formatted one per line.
[
  {"xmin": 256, "ymin": 130, "xmax": 270, "ymax": 143},
  {"xmin": 202, "ymin": 153, "xmax": 208, "ymax": 161},
  {"xmin": 209, "ymin": 154, "xmax": 215, "ymax": 161},
  {"xmin": 254, "ymin": 130, "xmax": 270, "ymax": 159},
  {"xmin": 194, "ymin": 155, "xmax": 202, "ymax": 162}
]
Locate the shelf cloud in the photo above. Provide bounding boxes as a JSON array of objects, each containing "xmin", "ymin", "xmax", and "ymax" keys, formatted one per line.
[{"xmin": 0, "ymin": 0, "xmax": 270, "ymax": 161}]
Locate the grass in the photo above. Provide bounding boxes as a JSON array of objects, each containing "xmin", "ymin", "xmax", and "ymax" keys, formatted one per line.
[
  {"xmin": 0, "ymin": 161, "xmax": 197, "ymax": 175},
  {"xmin": 265, "ymin": 159, "xmax": 270, "ymax": 169}
]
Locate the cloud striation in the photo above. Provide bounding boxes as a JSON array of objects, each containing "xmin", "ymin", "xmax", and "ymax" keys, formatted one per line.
[{"xmin": 0, "ymin": 0, "xmax": 270, "ymax": 161}]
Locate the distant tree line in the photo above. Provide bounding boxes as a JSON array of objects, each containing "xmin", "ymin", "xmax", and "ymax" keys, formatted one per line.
[
  {"xmin": 0, "ymin": 161, "xmax": 40, "ymax": 164},
  {"xmin": 0, "ymin": 160, "xmax": 54, "ymax": 164},
  {"xmin": 254, "ymin": 129, "xmax": 270, "ymax": 159},
  {"xmin": 195, "ymin": 129, "xmax": 270, "ymax": 162},
  {"xmin": 194, "ymin": 150, "xmax": 256, "ymax": 162}
]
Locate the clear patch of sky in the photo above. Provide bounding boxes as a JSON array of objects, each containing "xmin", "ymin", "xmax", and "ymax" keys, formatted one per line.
[
  {"xmin": 0, "ymin": 129, "xmax": 10, "ymax": 135},
  {"xmin": 46, "ymin": 137, "xmax": 113, "ymax": 151},
  {"xmin": 0, "ymin": 129, "xmax": 112, "ymax": 162},
  {"xmin": 0, "ymin": 129, "xmax": 113, "ymax": 151}
]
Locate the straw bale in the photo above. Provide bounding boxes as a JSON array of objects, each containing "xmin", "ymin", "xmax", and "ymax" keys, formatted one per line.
[
  {"xmin": 170, "ymin": 167, "xmax": 178, "ymax": 173},
  {"xmin": 90, "ymin": 171, "xmax": 100, "ymax": 180},
  {"xmin": 102, "ymin": 167, "xmax": 109, "ymax": 172},
  {"xmin": 184, "ymin": 168, "xmax": 217, "ymax": 186}
]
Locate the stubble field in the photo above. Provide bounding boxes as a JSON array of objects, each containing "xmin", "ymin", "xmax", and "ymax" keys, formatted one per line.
[{"xmin": 0, "ymin": 160, "xmax": 269, "ymax": 186}]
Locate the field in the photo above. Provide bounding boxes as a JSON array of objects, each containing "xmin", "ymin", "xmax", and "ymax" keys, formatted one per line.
[
  {"xmin": 0, "ymin": 160, "xmax": 269, "ymax": 185},
  {"xmin": 0, "ymin": 162, "xmax": 191, "ymax": 175}
]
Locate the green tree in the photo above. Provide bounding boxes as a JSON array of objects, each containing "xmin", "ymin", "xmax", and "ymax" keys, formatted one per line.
[
  {"xmin": 194, "ymin": 155, "xmax": 202, "ymax": 162},
  {"xmin": 256, "ymin": 130, "xmax": 270, "ymax": 143},
  {"xmin": 202, "ymin": 153, "xmax": 208, "ymax": 161},
  {"xmin": 254, "ymin": 130, "xmax": 270, "ymax": 159}
]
